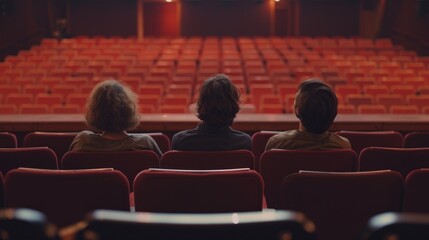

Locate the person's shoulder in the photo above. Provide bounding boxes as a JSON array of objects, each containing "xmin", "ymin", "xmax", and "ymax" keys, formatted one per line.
[
  {"xmin": 270, "ymin": 130, "xmax": 299, "ymax": 141},
  {"xmin": 173, "ymin": 128, "xmax": 198, "ymax": 139},
  {"xmin": 329, "ymin": 132, "xmax": 352, "ymax": 149},
  {"xmin": 129, "ymin": 133, "xmax": 157, "ymax": 144},
  {"xmin": 230, "ymin": 128, "xmax": 251, "ymax": 138},
  {"xmin": 69, "ymin": 130, "xmax": 96, "ymax": 151},
  {"xmin": 265, "ymin": 130, "xmax": 298, "ymax": 150},
  {"xmin": 75, "ymin": 130, "xmax": 96, "ymax": 140}
]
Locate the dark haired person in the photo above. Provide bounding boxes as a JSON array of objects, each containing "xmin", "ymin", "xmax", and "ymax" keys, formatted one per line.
[
  {"xmin": 69, "ymin": 80, "xmax": 162, "ymax": 156},
  {"xmin": 172, "ymin": 74, "xmax": 251, "ymax": 151},
  {"xmin": 265, "ymin": 79, "xmax": 351, "ymax": 150}
]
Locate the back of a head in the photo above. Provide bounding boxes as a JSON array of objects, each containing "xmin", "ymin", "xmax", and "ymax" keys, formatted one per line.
[
  {"xmin": 295, "ymin": 79, "xmax": 338, "ymax": 134},
  {"xmin": 85, "ymin": 80, "xmax": 140, "ymax": 132},
  {"xmin": 197, "ymin": 74, "xmax": 240, "ymax": 127}
]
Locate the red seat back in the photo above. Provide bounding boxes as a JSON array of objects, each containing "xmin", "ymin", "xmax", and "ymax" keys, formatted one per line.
[
  {"xmin": 336, "ymin": 131, "xmax": 403, "ymax": 155},
  {"xmin": 0, "ymin": 132, "xmax": 17, "ymax": 148},
  {"xmin": 0, "ymin": 147, "xmax": 58, "ymax": 175},
  {"xmin": 280, "ymin": 170, "xmax": 403, "ymax": 240},
  {"xmin": 4, "ymin": 168, "xmax": 130, "ymax": 227},
  {"xmin": 134, "ymin": 168, "xmax": 264, "ymax": 213},
  {"xmin": 160, "ymin": 150, "xmax": 255, "ymax": 170},
  {"xmin": 359, "ymin": 147, "xmax": 429, "ymax": 178},
  {"xmin": 260, "ymin": 149, "xmax": 357, "ymax": 208},
  {"xmin": 62, "ymin": 150, "xmax": 159, "ymax": 191},
  {"xmin": 403, "ymin": 168, "xmax": 429, "ymax": 213}
]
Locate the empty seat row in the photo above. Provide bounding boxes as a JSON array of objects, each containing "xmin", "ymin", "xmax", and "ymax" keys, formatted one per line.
[
  {"xmin": 2, "ymin": 168, "xmax": 429, "ymax": 240},
  {"xmin": 1, "ymin": 168, "xmax": 263, "ymax": 227}
]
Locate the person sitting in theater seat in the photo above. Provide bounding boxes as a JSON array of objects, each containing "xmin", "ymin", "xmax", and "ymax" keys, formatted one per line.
[
  {"xmin": 172, "ymin": 74, "xmax": 251, "ymax": 151},
  {"xmin": 265, "ymin": 79, "xmax": 351, "ymax": 150},
  {"xmin": 69, "ymin": 80, "xmax": 162, "ymax": 156}
]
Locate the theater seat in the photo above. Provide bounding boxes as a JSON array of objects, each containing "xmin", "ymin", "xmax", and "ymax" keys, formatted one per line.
[
  {"xmin": 359, "ymin": 147, "xmax": 429, "ymax": 178},
  {"xmin": 62, "ymin": 150, "xmax": 159, "ymax": 191},
  {"xmin": 0, "ymin": 147, "xmax": 58, "ymax": 175},
  {"xmin": 0, "ymin": 208, "xmax": 58, "ymax": 240},
  {"xmin": 280, "ymin": 170, "xmax": 403, "ymax": 240},
  {"xmin": 160, "ymin": 150, "xmax": 255, "ymax": 170},
  {"xmin": 4, "ymin": 168, "xmax": 130, "ymax": 227},
  {"xmin": 336, "ymin": 131, "xmax": 403, "ymax": 155},
  {"xmin": 0, "ymin": 132, "xmax": 18, "ymax": 148},
  {"xmin": 260, "ymin": 149, "xmax": 357, "ymax": 208},
  {"xmin": 75, "ymin": 209, "xmax": 316, "ymax": 240},
  {"xmin": 133, "ymin": 168, "xmax": 264, "ymax": 213}
]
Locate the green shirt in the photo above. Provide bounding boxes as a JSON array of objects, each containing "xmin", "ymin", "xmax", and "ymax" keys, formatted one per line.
[
  {"xmin": 69, "ymin": 130, "xmax": 162, "ymax": 157},
  {"xmin": 265, "ymin": 130, "xmax": 351, "ymax": 151}
]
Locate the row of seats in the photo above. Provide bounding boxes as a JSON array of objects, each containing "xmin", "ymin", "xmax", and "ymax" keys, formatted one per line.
[
  {"xmin": 1, "ymin": 37, "xmax": 428, "ymax": 114},
  {"xmin": 2, "ymin": 91, "xmax": 429, "ymax": 114},
  {"xmin": 1, "ymin": 167, "xmax": 429, "ymax": 240},
  {"xmin": 0, "ymin": 208, "xmax": 317, "ymax": 240},
  {"xmin": 3, "ymin": 207, "xmax": 429, "ymax": 240},
  {"xmin": 4, "ymin": 145, "xmax": 429, "ymax": 208},
  {"xmin": 1, "ymin": 130, "xmax": 428, "ymax": 161}
]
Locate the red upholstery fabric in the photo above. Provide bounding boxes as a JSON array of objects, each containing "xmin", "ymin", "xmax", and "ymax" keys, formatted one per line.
[
  {"xmin": 336, "ymin": 131, "xmax": 403, "ymax": 155},
  {"xmin": 0, "ymin": 173, "xmax": 3, "ymax": 208},
  {"xmin": 160, "ymin": 150, "xmax": 255, "ymax": 170},
  {"xmin": 251, "ymin": 131, "xmax": 279, "ymax": 171},
  {"xmin": 0, "ymin": 147, "xmax": 58, "ymax": 175},
  {"xmin": 403, "ymin": 168, "xmax": 429, "ymax": 213},
  {"xmin": 359, "ymin": 147, "xmax": 429, "ymax": 178},
  {"xmin": 61, "ymin": 150, "xmax": 159, "ymax": 191},
  {"xmin": 260, "ymin": 149, "xmax": 357, "ymax": 208},
  {"xmin": 134, "ymin": 168, "xmax": 264, "ymax": 213},
  {"xmin": 0, "ymin": 132, "xmax": 18, "ymax": 148},
  {"xmin": 23, "ymin": 132, "xmax": 78, "ymax": 165},
  {"xmin": 403, "ymin": 132, "xmax": 429, "ymax": 148},
  {"xmin": 4, "ymin": 168, "xmax": 130, "ymax": 227},
  {"xmin": 280, "ymin": 170, "xmax": 403, "ymax": 240},
  {"xmin": 146, "ymin": 132, "xmax": 171, "ymax": 153}
]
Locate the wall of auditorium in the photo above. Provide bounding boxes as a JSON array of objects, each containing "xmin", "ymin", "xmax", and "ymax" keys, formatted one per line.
[
  {"xmin": 390, "ymin": 0, "xmax": 429, "ymax": 55},
  {"xmin": 297, "ymin": 0, "xmax": 360, "ymax": 37},
  {"xmin": 69, "ymin": 0, "xmax": 137, "ymax": 37},
  {"xmin": 180, "ymin": 0, "xmax": 271, "ymax": 36},
  {"xmin": 0, "ymin": 0, "xmax": 50, "ymax": 60}
]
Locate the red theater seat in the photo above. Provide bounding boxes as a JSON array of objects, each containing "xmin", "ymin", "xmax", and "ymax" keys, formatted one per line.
[
  {"xmin": 260, "ymin": 149, "xmax": 357, "ymax": 209},
  {"xmin": 403, "ymin": 168, "xmax": 429, "ymax": 213},
  {"xmin": 133, "ymin": 168, "xmax": 264, "ymax": 213},
  {"xmin": 359, "ymin": 147, "xmax": 429, "ymax": 178},
  {"xmin": 62, "ymin": 150, "xmax": 159, "ymax": 191},
  {"xmin": 160, "ymin": 150, "xmax": 255, "ymax": 170},
  {"xmin": 0, "ymin": 132, "xmax": 18, "ymax": 148},
  {"xmin": 280, "ymin": 170, "xmax": 402, "ymax": 240},
  {"xmin": 4, "ymin": 168, "xmax": 130, "ymax": 227},
  {"xmin": 336, "ymin": 131, "xmax": 403, "ymax": 155},
  {"xmin": 0, "ymin": 147, "xmax": 58, "ymax": 175}
]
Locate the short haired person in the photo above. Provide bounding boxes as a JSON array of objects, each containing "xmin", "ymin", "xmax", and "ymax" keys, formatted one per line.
[
  {"xmin": 265, "ymin": 79, "xmax": 351, "ymax": 150},
  {"xmin": 172, "ymin": 74, "xmax": 251, "ymax": 151},
  {"xmin": 69, "ymin": 80, "xmax": 162, "ymax": 156}
]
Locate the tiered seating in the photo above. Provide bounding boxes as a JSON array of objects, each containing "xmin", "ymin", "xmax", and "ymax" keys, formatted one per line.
[
  {"xmin": 280, "ymin": 170, "xmax": 403, "ymax": 240},
  {"xmin": 1, "ymin": 37, "xmax": 428, "ymax": 114},
  {"xmin": 133, "ymin": 168, "xmax": 264, "ymax": 213},
  {"xmin": 5, "ymin": 130, "xmax": 429, "ymax": 237},
  {"xmin": 4, "ymin": 168, "xmax": 130, "ymax": 227}
]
